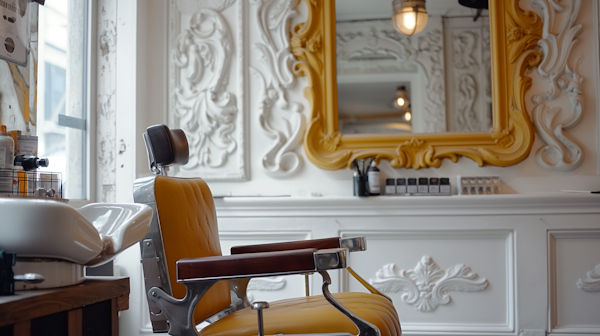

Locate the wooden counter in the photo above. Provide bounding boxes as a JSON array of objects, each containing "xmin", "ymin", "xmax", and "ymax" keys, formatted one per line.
[{"xmin": 0, "ymin": 277, "xmax": 129, "ymax": 336}]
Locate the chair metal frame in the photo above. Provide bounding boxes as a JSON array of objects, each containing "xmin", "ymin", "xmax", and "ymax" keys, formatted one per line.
[{"xmin": 134, "ymin": 125, "xmax": 384, "ymax": 336}]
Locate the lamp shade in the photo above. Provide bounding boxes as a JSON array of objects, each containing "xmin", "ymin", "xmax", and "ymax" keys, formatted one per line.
[{"xmin": 392, "ymin": 0, "xmax": 428, "ymax": 36}]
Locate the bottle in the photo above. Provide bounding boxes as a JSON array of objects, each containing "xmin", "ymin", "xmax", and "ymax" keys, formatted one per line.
[
  {"xmin": 0, "ymin": 125, "xmax": 15, "ymax": 195},
  {"xmin": 14, "ymin": 156, "xmax": 49, "ymax": 171},
  {"xmin": 367, "ymin": 159, "xmax": 380, "ymax": 196}
]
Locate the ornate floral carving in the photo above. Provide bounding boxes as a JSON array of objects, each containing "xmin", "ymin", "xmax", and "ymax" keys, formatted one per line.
[
  {"xmin": 531, "ymin": 0, "xmax": 584, "ymax": 171},
  {"xmin": 307, "ymin": 35, "xmax": 321, "ymax": 53},
  {"xmin": 336, "ymin": 21, "xmax": 446, "ymax": 133},
  {"xmin": 172, "ymin": 8, "xmax": 238, "ymax": 170},
  {"xmin": 320, "ymin": 131, "xmax": 342, "ymax": 152},
  {"xmin": 577, "ymin": 264, "xmax": 600, "ymax": 292},
  {"xmin": 370, "ymin": 256, "xmax": 489, "ymax": 312},
  {"xmin": 252, "ymin": 0, "xmax": 306, "ymax": 177}
]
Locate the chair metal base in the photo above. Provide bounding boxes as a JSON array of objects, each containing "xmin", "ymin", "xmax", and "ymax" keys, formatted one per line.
[{"xmin": 147, "ymin": 271, "xmax": 381, "ymax": 336}]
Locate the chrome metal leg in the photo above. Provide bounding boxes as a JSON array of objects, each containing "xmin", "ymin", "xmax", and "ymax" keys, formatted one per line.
[
  {"xmin": 318, "ymin": 271, "xmax": 381, "ymax": 336},
  {"xmin": 251, "ymin": 302, "xmax": 269, "ymax": 336},
  {"xmin": 148, "ymin": 281, "xmax": 218, "ymax": 336}
]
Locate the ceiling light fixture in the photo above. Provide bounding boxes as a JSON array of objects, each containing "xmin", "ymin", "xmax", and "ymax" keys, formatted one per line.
[
  {"xmin": 394, "ymin": 86, "xmax": 410, "ymax": 109},
  {"xmin": 405, "ymin": 111, "xmax": 412, "ymax": 122},
  {"xmin": 392, "ymin": 0, "xmax": 428, "ymax": 36}
]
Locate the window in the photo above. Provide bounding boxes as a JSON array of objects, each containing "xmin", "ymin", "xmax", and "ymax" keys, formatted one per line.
[{"xmin": 37, "ymin": 0, "xmax": 89, "ymax": 200}]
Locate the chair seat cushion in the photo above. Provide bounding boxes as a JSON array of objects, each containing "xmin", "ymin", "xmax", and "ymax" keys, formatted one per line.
[{"xmin": 201, "ymin": 292, "xmax": 401, "ymax": 336}]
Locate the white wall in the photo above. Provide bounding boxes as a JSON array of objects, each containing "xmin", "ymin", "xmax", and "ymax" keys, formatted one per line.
[{"xmin": 127, "ymin": 0, "xmax": 600, "ymax": 198}]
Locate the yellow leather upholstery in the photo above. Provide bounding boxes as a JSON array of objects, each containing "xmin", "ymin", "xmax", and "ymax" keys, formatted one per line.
[
  {"xmin": 154, "ymin": 176, "xmax": 231, "ymax": 324},
  {"xmin": 202, "ymin": 292, "xmax": 401, "ymax": 336}
]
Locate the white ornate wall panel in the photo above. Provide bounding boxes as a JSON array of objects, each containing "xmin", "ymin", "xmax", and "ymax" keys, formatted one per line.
[
  {"xmin": 341, "ymin": 230, "xmax": 513, "ymax": 334},
  {"xmin": 169, "ymin": 0, "xmax": 248, "ymax": 180},
  {"xmin": 251, "ymin": 0, "xmax": 306, "ymax": 177},
  {"xmin": 548, "ymin": 230, "xmax": 600, "ymax": 335},
  {"xmin": 532, "ymin": 0, "xmax": 586, "ymax": 172}
]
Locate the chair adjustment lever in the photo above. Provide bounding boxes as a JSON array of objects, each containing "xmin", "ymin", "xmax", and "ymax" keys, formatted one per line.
[{"xmin": 251, "ymin": 301, "xmax": 269, "ymax": 336}]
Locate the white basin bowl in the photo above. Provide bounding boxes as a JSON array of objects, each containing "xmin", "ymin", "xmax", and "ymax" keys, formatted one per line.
[
  {"xmin": 0, "ymin": 198, "xmax": 152, "ymax": 265},
  {"xmin": 79, "ymin": 203, "xmax": 153, "ymax": 266}
]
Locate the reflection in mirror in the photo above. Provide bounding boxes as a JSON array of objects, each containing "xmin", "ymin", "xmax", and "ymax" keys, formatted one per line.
[{"xmin": 335, "ymin": 0, "xmax": 491, "ymax": 135}]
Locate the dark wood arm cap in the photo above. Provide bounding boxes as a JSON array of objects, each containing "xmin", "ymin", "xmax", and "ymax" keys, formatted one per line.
[
  {"xmin": 177, "ymin": 249, "xmax": 318, "ymax": 282},
  {"xmin": 231, "ymin": 237, "xmax": 366, "ymax": 254}
]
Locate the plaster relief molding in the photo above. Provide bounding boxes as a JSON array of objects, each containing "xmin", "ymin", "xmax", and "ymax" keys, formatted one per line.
[
  {"xmin": 175, "ymin": 0, "xmax": 235, "ymax": 12},
  {"xmin": 450, "ymin": 25, "xmax": 492, "ymax": 133},
  {"xmin": 247, "ymin": 276, "xmax": 286, "ymax": 302},
  {"xmin": 252, "ymin": 0, "xmax": 306, "ymax": 177},
  {"xmin": 531, "ymin": 0, "xmax": 584, "ymax": 171},
  {"xmin": 369, "ymin": 256, "xmax": 489, "ymax": 312},
  {"xmin": 577, "ymin": 264, "xmax": 600, "ymax": 292},
  {"xmin": 453, "ymin": 30, "xmax": 481, "ymax": 132},
  {"xmin": 336, "ymin": 21, "xmax": 447, "ymax": 133},
  {"xmin": 97, "ymin": 0, "xmax": 117, "ymax": 203},
  {"xmin": 169, "ymin": 0, "xmax": 247, "ymax": 180}
]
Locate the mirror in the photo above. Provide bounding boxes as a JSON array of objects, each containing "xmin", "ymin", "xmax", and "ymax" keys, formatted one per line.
[
  {"xmin": 335, "ymin": 0, "xmax": 492, "ymax": 135},
  {"xmin": 291, "ymin": 0, "xmax": 543, "ymax": 169}
]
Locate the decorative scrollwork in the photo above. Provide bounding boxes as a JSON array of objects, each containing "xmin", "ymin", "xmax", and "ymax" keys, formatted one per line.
[
  {"xmin": 531, "ymin": 0, "xmax": 584, "ymax": 171},
  {"xmin": 370, "ymin": 256, "xmax": 489, "ymax": 312},
  {"xmin": 577, "ymin": 264, "xmax": 600, "ymax": 292},
  {"xmin": 172, "ymin": 8, "xmax": 238, "ymax": 170},
  {"xmin": 252, "ymin": 0, "xmax": 306, "ymax": 177}
]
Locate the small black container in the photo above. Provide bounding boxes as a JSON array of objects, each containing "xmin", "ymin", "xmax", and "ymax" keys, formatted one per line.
[{"xmin": 353, "ymin": 174, "xmax": 368, "ymax": 197}]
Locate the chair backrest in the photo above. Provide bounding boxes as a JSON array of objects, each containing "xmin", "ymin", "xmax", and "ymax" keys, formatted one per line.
[{"xmin": 134, "ymin": 125, "xmax": 231, "ymax": 332}]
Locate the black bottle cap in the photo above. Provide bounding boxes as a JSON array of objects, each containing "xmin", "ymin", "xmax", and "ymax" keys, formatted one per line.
[
  {"xmin": 418, "ymin": 178, "xmax": 429, "ymax": 185},
  {"xmin": 429, "ymin": 177, "xmax": 440, "ymax": 185},
  {"xmin": 38, "ymin": 158, "xmax": 49, "ymax": 167},
  {"xmin": 407, "ymin": 178, "xmax": 417, "ymax": 185},
  {"xmin": 440, "ymin": 178, "xmax": 450, "ymax": 185},
  {"xmin": 396, "ymin": 178, "xmax": 406, "ymax": 185},
  {"xmin": 386, "ymin": 179, "xmax": 395, "ymax": 185}
]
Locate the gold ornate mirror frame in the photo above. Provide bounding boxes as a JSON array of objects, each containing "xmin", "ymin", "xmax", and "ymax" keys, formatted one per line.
[{"xmin": 291, "ymin": 0, "xmax": 543, "ymax": 169}]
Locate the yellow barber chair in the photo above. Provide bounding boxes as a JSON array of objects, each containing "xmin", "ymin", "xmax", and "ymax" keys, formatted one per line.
[{"xmin": 133, "ymin": 125, "xmax": 401, "ymax": 336}]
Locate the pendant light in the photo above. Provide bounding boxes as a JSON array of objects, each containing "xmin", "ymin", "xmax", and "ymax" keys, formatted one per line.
[
  {"xmin": 394, "ymin": 86, "xmax": 410, "ymax": 109},
  {"xmin": 392, "ymin": 0, "xmax": 428, "ymax": 36}
]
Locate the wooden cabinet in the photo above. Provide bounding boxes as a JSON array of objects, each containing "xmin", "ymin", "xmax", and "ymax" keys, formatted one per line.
[{"xmin": 0, "ymin": 277, "xmax": 129, "ymax": 336}]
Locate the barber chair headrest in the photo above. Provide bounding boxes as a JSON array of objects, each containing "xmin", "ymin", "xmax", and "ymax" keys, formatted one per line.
[{"xmin": 143, "ymin": 124, "xmax": 189, "ymax": 175}]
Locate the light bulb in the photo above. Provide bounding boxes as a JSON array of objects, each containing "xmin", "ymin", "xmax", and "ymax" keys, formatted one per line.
[
  {"xmin": 405, "ymin": 112, "xmax": 412, "ymax": 121},
  {"xmin": 396, "ymin": 97, "xmax": 406, "ymax": 107},
  {"xmin": 392, "ymin": 0, "xmax": 428, "ymax": 36},
  {"xmin": 403, "ymin": 12, "xmax": 416, "ymax": 30}
]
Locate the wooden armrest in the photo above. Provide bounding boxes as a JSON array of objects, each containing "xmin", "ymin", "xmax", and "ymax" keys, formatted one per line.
[
  {"xmin": 177, "ymin": 248, "xmax": 347, "ymax": 283},
  {"xmin": 230, "ymin": 236, "xmax": 366, "ymax": 254}
]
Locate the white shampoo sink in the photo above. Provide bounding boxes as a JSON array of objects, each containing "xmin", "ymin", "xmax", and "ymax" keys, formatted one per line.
[{"xmin": 0, "ymin": 198, "xmax": 152, "ymax": 289}]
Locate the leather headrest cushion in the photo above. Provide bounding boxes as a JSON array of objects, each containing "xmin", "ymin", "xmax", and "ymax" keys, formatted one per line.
[{"xmin": 145, "ymin": 124, "xmax": 189, "ymax": 168}]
